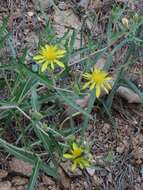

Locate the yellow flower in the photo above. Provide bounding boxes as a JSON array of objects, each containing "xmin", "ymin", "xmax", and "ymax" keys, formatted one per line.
[
  {"xmin": 83, "ymin": 68, "xmax": 112, "ymax": 98},
  {"xmin": 33, "ymin": 44, "xmax": 66, "ymax": 72},
  {"xmin": 63, "ymin": 143, "xmax": 90, "ymax": 171}
]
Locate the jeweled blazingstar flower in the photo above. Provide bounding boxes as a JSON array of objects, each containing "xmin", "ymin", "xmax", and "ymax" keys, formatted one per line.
[
  {"xmin": 63, "ymin": 143, "xmax": 90, "ymax": 171},
  {"xmin": 83, "ymin": 68, "xmax": 112, "ymax": 98},
  {"xmin": 33, "ymin": 44, "xmax": 66, "ymax": 72}
]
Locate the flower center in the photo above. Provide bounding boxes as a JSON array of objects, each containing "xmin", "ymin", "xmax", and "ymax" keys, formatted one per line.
[
  {"xmin": 43, "ymin": 47, "xmax": 57, "ymax": 61},
  {"xmin": 72, "ymin": 149, "xmax": 82, "ymax": 157},
  {"xmin": 91, "ymin": 72, "xmax": 105, "ymax": 85}
]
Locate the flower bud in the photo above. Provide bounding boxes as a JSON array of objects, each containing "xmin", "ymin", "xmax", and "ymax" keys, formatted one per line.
[
  {"xmin": 133, "ymin": 13, "xmax": 140, "ymax": 22},
  {"xmin": 122, "ymin": 17, "xmax": 129, "ymax": 28}
]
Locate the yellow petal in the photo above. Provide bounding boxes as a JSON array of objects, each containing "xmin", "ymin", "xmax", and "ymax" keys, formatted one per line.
[
  {"xmin": 56, "ymin": 54, "xmax": 66, "ymax": 58},
  {"xmin": 89, "ymin": 82, "xmax": 96, "ymax": 90},
  {"xmin": 36, "ymin": 60, "xmax": 44, "ymax": 64},
  {"xmin": 105, "ymin": 82, "xmax": 112, "ymax": 90},
  {"xmin": 72, "ymin": 143, "xmax": 78, "ymax": 151},
  {"xmin": 45, "ymin": 44, "xmax": 50, "ymax": 49},
  {"xmin": 51, "ymin": 62, "xmax": 55, "ymax": 70},
  {"xmin": 83, "ymin": 73, "xmax": 91, "ymax": 79},
  {"xmin": 71, "ymin": 160, "xmax": 77, "ymax": 171},
  {"xmin": 79, "ymin": 162, "xmax": 84, "ymax": 169},
  {"xmin": 96, "ymin": 86, "xmax": 101, "ymax": 98},
  {"xmin": 56, "ymin": 50, "xmax": 66, "ymax": 55},
  {"xmin": 54, "ymin": 60, "xmax": 65, "ymax": 68},
  {"xmin": 102, "ymin": 84, "xmax": 109, "ymax": 94},
  {"xmin": 105, "ymin": 77, "xmax": 112, "ymax": 81},
  {"xmin": 63, "ymin": 153, "xmax": 74, "ymax": 159},
  {"xmin": 41, "ymin": 62, "xmax": 48, "ymax": 72},
  {"xmin": 33, "ymin": 55, "xmax": 43, "ymax": 60},
  {"xmin": 82, "ymin": 81, "xmax": 91, "ymax": 90}
]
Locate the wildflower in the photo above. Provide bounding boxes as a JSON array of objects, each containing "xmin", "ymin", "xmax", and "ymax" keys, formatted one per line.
[
  {"xmin": 122, "ymin": 17, "xmax": 129, "ymax": 28},
  {"xmin": 63, "ymin": 142, "xmax": 90, "ymax": 171},
  {"xmin": 82, "ymin": 68, "xmax": 112, "ymax": 98},
  {"xmin": 33, "ymin": 44, "xmax": 66, "ymax": 72}
]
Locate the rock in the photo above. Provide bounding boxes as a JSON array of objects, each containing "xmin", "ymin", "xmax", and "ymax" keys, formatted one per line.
[
  {"xmin": 78, "ymin": 0, "xmax": 90, "ymax": 8},
  {"xmin": 53, "ymin": 9, "xmax": 81, "ymax": 48},
  {"xmin": 9, "ymin": 158, "xmax": 33, "ymax": 177},
  {"xmin": 0, "ymin": 181, "xmax": 11, "ymax": 190},
  {"xmin": 54, "ymin": 9, "xmax": 81, "ymax": 31},
  {"xmin": 117, "ymin": 86, "xmax": 141, "ymax": 103},
  {"xmin": 0, "ymin": 170, "xmax": 8, "ymax": 180},
  {"xmin": 86, "ymin": 167, "xmax": 95, "ymax": 176},
  {"xmin": 12, "ymin": 176, "xmax": 28, "ymax": 186},
  {"xmin": 42, "ymin": 175, "xmax": 55, "ymax": 186}
]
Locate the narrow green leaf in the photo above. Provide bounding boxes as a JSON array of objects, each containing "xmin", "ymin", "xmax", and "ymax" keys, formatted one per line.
[
  {"xmin": 28, "ymin": 158, "xmax": 41, "ymax": 190},
  {"xmin": 20, "ymin": 64, "xmax": 53, "ymax": 88},
  {"xmin": 124, "ymin": 79, "xmax": 143, "ymax": 103},
  {"xmin": 0, "ymin": 138, "xmax": 58, "ymax": 178},
  {"xmin": 0, "ymin": 64, "xmax": 17, "ymax": 70}
]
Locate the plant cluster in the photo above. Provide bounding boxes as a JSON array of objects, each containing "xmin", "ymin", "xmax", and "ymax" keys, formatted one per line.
[{"xmin": 0, "ymin": 5, "xmax": 143, "ymax": 189}]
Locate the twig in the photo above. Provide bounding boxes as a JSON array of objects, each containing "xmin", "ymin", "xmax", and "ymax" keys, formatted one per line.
[{"xmin": 69, "ymin": 46, "xmax": 108, "ymax": 66}]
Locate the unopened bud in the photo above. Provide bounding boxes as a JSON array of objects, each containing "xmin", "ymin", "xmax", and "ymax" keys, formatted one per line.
[
  {"xmin": 122, "ymin": 17, "xmax": 129, "ymax": 28},
  {"xmin": 133, "ymin": 13, "xmax": 140, "ymax": 22}
]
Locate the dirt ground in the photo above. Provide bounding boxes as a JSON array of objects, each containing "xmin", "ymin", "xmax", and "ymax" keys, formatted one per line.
[{"xmin": 0, "ymin": 0, "xmax": 143, "ymax": 190}]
